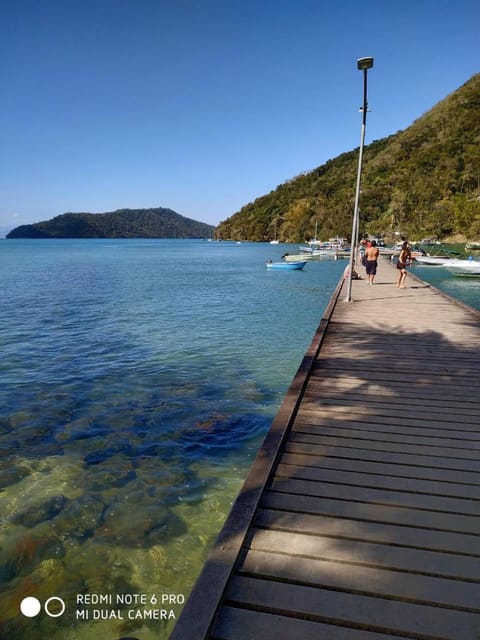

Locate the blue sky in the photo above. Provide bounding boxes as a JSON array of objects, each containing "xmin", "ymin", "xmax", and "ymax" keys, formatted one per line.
[{"xmin": 1, "ymin": 0, "xmax": 479, "ymax": 234}]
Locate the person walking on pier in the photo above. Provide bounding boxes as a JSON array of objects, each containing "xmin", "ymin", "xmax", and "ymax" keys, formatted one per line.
[
  {"xmin": 396, "ymin": 241, "xmax": 412, "ymax": 288},
  {"xmin": 364, "ymin": 240, "xmax": 379, "ymax": 285}
]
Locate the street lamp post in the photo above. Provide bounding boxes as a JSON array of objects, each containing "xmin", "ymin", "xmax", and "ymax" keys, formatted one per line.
[{"xmin": 345, "ymin": 56, "xmax": 374, "ymax": 302}]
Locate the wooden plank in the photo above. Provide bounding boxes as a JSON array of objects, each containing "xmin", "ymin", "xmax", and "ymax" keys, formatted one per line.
[
  {"xmin": 280, "ymin": 451, "xmax": 480, "ymax": 485},
  {"xmin": 284, "ymin": 439, "xmax": 480, "ymax": 478},
  {"xmin": 298, "ymin": 406, "xmax": 478, "ymax": 435},
  {"xmin": 297, "ymin": 404, "xmax": 478, "ymax": 430},
  {"xmin": 275, "ymin": 462, "xmax": 480, "ymax": 500},
  {"xmin": 304, "ymin": 388, "xmax": 480, "ymax": 415},
  {"xmin": 318, "ymin": 344, "xmax": 480, "ymax": 362},
  {"xmin": 238, "ymin": 549, "xmax": 480, "ymax": 611},
  {"xmin": 221, "ymin": 576, "xmax": 480, "ymax": 639},
  {"xmin": 289, "ymin": 430, "xmax": 480, "ymax": 460},
  {"xmin": 246, "ymin": 527, "xmax": 480, "ymax": 580},
  {"xmin": 293, "ymin": 416, "xmax": 480, "ymax": 441},
  {"xmin": 262, "ymin": 490, "xmax": 480, "ymax": 534},
  {"xmin": 307, "ymin": 375, "xmax": 480, "ymax": 404},
  {"xmin": 292, "ymin": 422, "xmax": 480, "ymax": 449},
  {"xmin": 300, "ymin": 393, "xmax": 480, "ymax": 419},
  {"xmin": 254, "ymin": 507, "xmax": 480, "ymax": 556},
  {"xmin": 211, "ymin": 606, "xmax": 413, "ymax": 640},
  {"xmin": 268, "ymin": 476, "xmax": 480, "ymax": 516},
  {"xmin": 306, "ymin": 385, "xmax": 479, "ymax": 407},
  {"xmin": 307, "ymin": 374, "xmax": 480, "ymax": 400},
  {"xmin": 314, "ymin": 359, "xmax": 480, "ymax": 395}
]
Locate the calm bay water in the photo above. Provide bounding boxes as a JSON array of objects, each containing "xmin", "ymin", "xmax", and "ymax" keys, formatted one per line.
[
  {"xmin": 0, "ymin": 239, "xmax": 345, "ymax": 640},
  {"xmin": 411, "ymin": 261, "xmax": 480, "ymax": 311}
]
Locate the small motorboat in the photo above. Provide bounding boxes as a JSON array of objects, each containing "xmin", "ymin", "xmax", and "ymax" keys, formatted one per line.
[
  {"xmin": 265, "ymin": 260, "xmax": 306, "ymax": 270},
  {"xmin": 414, "ymin": 255, "xmax": 451, "ymax": 266},
  {"xmin": 414, "ymin": 245, "xmax": 460, "ymax": 266},
  {"xmin": 444, "ymin": 258, "xmax": 480, "ymax": 277}
]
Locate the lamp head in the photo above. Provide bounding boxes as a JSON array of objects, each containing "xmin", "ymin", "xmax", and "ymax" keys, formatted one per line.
[{"xmin": 357, "ymin": 57, "xmax": 374, "ymax": 71}]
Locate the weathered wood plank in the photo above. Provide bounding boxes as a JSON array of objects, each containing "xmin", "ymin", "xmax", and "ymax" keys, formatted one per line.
[
  {"xmin": 306, "ymin": 375, "xmax": 480, "ymax": 406},
  {"xmin": 238, "ymin": 549, "xmax": 480, "ymax": 610},
  {"xmin": 292, "ymin": 422, "xmax": 480, "ymax": 449},
  {"xmin": 221, "ymin": 576, "xmax": 480, "ymax": 639},
  {"xmin": 212, "ymin": 606, "xmax": 414, "ymax": 640},
  {"xmin": 268, "ymin": 476, "xmax": 480, "ymax": 516},
  {"xmin": 304, "ymin": 389, "xmax": 480, "ymax": 416},
  {"xmin": 293, "ymin": 416, "xmax": 480, "ymax": 441},
  {"xmin": 262, "ymin": 490, "xmax": 480, "ymax": 534},
  {"xmin": 246, "ymin": 527, "xmax": 480, "ymax": 580},
  {"xmin": 280, "ymin": 450, "xmax": 480, "ymax": 485},
  {"xmin": 288, "ymin": 432, "xmax": 480, "ymax": 468},
  {"xmin": 254, "ymin": 507, "xmax": 480, "ymax": 556},
  {"xmin": 275, "ymin": 462, "xmax": 480, "ymax": 501},
  {"xmin": 299, "ymin": 405, "xmax": 478, "ymax": 435},
  {"xmin": 297, "ymin": 404, "xmax": 479, "ymax": 430},
  {"xmin": 301, "ymin": 394, "xmax": 480, "ymax": 420}
]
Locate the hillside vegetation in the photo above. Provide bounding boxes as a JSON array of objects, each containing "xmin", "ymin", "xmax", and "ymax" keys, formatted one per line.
[
  {"xmin": 216, "ymin": 73, "xmax": 480, "ymax": 242},
  {"xmin": 7, "ymin": 207, "xmax": 215, "ymax": 239}
]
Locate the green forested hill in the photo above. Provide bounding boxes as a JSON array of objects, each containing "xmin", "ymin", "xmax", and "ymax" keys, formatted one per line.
[
  {"xmin": 216, "ymin": 73, "xmax": 480, "ymax": 242},
  {"xmin": 7, "ymin": 207, "xmax": 215, "ymax": 239}
]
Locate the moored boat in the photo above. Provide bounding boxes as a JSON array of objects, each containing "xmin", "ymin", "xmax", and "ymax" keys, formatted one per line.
[
  {"xmin": 414, "ymin": 256, "xmax": 450, "ymax": 266},
  {"xmin": 265, "ymin": 260, "xmax": 306, "ymax": 270},
  {"xmin": 443, "ymin": 258, "xmax": 480, "ymax": 277}
]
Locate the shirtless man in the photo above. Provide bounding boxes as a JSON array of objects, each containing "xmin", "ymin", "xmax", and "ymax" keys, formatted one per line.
[{"xmin": 365, "ymin": 240, "xmax": 380, "ymax": 285}]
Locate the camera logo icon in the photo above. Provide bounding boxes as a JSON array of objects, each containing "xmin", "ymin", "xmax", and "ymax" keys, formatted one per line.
[{"xmin": 20, "ymin": 596, "xmax": 66, "ymax": 618}]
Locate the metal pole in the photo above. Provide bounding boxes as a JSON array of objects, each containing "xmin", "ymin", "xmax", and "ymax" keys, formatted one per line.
[{"xmin": 345, "ymin": 65, "xmax": 370, "ymax": 302}]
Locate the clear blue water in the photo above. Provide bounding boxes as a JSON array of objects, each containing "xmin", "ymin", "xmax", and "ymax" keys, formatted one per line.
[
  {"xmin": 412, "ymin": 262, "xmax": 480, "ymax": 311},
  {"xmin": 0, "ymin": 239, "xmax": 345, "ymax": 640}
]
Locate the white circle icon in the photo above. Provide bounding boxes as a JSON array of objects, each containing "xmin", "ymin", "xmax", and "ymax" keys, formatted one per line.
[
  {"xmin": 20, "ymin": 597, "xmax": 41, "ymax": 617},
  {"xmin": 44, "ymin": 596, "xmax": 66, "ymax": 618}
]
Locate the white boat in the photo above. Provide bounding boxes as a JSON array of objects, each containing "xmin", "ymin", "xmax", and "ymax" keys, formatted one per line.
[
  {"xmin": 415, "ymin": 255, "xmax": 451, "ymax": 266},
  {"xmin": 284, "ymin": 253, "xmax": 326, "ymax": 262},
  {"xmin": 443, "ymin": 258, "xmax": 480, "ymax": 277}
]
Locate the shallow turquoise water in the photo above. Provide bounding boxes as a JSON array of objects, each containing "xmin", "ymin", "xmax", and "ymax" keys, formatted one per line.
[
  {"xmin": 411, "ymin": 262, "xmax": 480, "ymax": 311},
  {"xmin": 0, "ymin": 239, "xmax": 345, "ymax": 640}
]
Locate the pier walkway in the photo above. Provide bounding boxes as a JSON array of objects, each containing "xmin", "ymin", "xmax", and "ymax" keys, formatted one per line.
[{"xmin": 171, "ymin": 258, "xmax": 480, "ymax": 640}]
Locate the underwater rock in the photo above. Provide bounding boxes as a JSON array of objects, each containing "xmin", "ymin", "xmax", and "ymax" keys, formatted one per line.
[
  {"xmin": 84, "ymin": 447, "xmax": 116, "ymax": 465},
  {"xmin": 97, "ymin": 497, "xmax": 174, "ymax": 547},
  {"xmin": 0, "ymin": 533, "xmax": 65, "ymax": 582},
  {"xmin": 11, "ymin": 495, "xmax": 67, "ymax": 527},
  {"xmin": 51, "ymin": 494, "xmax": 105, "ymax": 539},
  {"xmin": 82, "ymin": 465, "xmax": 137, "ymax": 492},
  {"xmin": 0, "ymin": 464, "xmax": 30, "ymax": 488}
]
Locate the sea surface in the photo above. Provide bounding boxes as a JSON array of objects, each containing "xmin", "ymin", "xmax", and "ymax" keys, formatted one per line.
[
  {"xmin": 0, "ymin": 239, "xmax": 345, "ymax": 640},
  {"xmin": 411, "ymin": 259, "xmax": 480, "ymax": 311}
]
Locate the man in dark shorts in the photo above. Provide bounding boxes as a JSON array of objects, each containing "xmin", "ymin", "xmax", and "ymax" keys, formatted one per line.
[{"xmin": 365, "ymin": 240, "xmax": 380, "ymax": 285}]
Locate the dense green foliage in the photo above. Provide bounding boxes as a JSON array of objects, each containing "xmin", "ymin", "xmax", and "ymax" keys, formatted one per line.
[
  {"xmin": 7, "ymin": 207, "xmax": 215, "ymax": 239},
  {"xmin": 216, "ymin": 73, "xmax": 480, "ymax": 242}
]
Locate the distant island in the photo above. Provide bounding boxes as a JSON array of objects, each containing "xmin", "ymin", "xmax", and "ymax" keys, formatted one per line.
[{"xmin": 6, "ymin": 207, "xmax": 215, "ymax": 239}]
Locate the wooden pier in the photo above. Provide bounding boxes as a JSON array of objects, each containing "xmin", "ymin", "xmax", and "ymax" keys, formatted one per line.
[{"xmin": 170, "ymin": 258, "xmax": 480, "ymax": 640}]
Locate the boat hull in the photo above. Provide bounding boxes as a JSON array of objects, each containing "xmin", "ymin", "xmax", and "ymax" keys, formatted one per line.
[
  {"xmin": 444, "ymin": 259, "xmax": 480, "ymax": 277},
  {"xmin": 266, "ymin": 261, "xmax": 306, "ymax": 270},
  {"xmin": 415, "ymin": 256, "xmax": 450, "ymax": 266}
]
